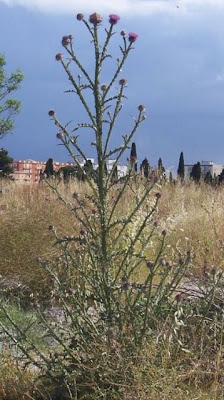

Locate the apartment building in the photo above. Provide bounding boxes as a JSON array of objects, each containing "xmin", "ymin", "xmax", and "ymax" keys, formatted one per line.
[
  {"xmin": 11, "ymin": 160, "xmax": 74, "ymax": 183},
  {"xmin": 11, "ymin": 158, "xmax": 128, "ymax": 183}
]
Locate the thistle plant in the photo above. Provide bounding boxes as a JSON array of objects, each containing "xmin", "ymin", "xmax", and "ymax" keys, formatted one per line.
[{"xmin": 2, "ymin": 12, "xmax": 222, "ymax": 399}]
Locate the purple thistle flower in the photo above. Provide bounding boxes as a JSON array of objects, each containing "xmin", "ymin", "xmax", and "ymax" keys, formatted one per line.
[
  {"xmin": 109, "ymin": 14, "xmax": 120, "ymax": 25},
  {"xmin": 128, "ymin": 32, "xmax": 138, "ymax": 43}
]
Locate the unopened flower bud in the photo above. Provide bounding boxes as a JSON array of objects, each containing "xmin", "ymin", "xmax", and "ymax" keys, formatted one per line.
[
  {"xmin": 61, "ymin": 35, "xmax": 71, "ymax": 47},
  {"xmin": 155, "ymin": 192, "xmax": 161, "ymax": 199},
  {"xmin": 165, "ymin": 261, "xmax": 172, "ymax": 267},
  {"xmin": 161, "ymin": 230, "xmax": 167, "ymax": 237},
  {"xmin": 119, "ymin": 78, "xmax": 127, "ymax": 86},
  {"xmin": 175, "ymin": 293, "xmax": 183, "ymax": 302},
  {"xmin": 56, "ymin": 132, "xmax": 64, "ymax": 139},
  {"xmin": 101, "ymin": 84, "xmax": 108, "ymax": 91},
  {"xmin": 80, "ymin": 229, "xmax": 86, "ymax": 236},
  {"xmin": 48, "ymin": 225, "xmax": 55, "ymax": 231},
  {"xmin": 48, "ymin": 109, "xmax": 55, "ymax": 117},
  {"xmin": 55, "ymin": 53, "xmax": 63, "ymax": 61},
  {"xmin": 138, "ymin": 104, "xmax": 145, "ymax": 112},
  {"xmin": 76, "ymin": 13, "xmax": 84, "ymax": 21},
  {"xmin": 120, "ymin": 30, "xmax": 126, "ymax": 36},
  {"xmin": 147, "ymin": 261, "xmax": 154, "ymax": 269},
  {"xmin": 121, "ymin": 282, "xmax": 130, "ymax": 290}
]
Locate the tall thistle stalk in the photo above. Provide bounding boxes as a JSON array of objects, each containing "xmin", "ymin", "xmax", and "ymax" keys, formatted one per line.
[{"xmin": 0, "ymin": 12, "xmax": 198, "ymax": 398}]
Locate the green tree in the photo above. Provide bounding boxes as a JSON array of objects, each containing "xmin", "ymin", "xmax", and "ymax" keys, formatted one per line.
[
  {"xmin": 190, "ymin": 162, "xmax": 201, "ymax": 183},
  {"xmin": 0, "ymin": 54, "xmax": 23, "ymax": 139},
  {"xmin": 44, "ymin": 158, "xmax": 54, "ymax": 178},
  {"xmin": 130, "ymin": 142, "xmax": 137, "ymax": 172},
  {"xmin": 218, "ymin": 169, "xmax": 224, "ymax": 184},
  {"xmin": 158, "ymin": 157, "xmax": 165, "ymax": 173},
  {"xmin": 140, "ymin": 157, "xmax": 150, "ymax": 178},
  {"xmin": 177, "ymin": 151, "xmax": 185, "ymax": 180},
  {"xmin": 57, "ymin": 165, "xmax": 77, "ymax": 181},
  {"xmin": 0, "ymin": 148, "xmax": 13, "ymax": 178},
  {"xmin": 83, "ymin": 159, "xmax": 95, "ymax": 180},
  {"xmin": 204, "ymin": 171, "xmax": 212, "ymax": 185}
]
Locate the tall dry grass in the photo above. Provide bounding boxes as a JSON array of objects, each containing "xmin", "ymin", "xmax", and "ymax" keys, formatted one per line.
[
  {"xmin": 1, "ymin": 179, "xmax": 224, "ymax": 296},
  {"xmin": 0, "ymin": 179, "xmax": 224, "ymax": 399}
]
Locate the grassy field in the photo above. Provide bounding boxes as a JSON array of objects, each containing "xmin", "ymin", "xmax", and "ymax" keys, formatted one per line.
[{"xmin": 0, "ymin": 179, "xmax": 223, "ymax": 399}]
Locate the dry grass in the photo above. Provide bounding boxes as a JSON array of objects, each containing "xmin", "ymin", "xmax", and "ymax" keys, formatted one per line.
[
  {"xmin": 157, "ymin": 181, "xmax": 224, "ymax": 274},
  {"xmin": 1, "ymin": 179, "xmax": 224, "ymax": 293},
  {"xmin": 0, "ymin": 179, "xmax": 224, "ymax": 399}
]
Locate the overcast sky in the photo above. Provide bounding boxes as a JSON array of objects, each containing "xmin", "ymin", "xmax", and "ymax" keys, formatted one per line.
[{"xmin": 1, "ymin": 0, "xmax": 224, "ymax": 170}]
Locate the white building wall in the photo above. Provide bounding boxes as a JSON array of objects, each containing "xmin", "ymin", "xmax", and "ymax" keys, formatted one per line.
[{"xmin": 184, "ymin": 161, "xmax": 224, "ymax": 180}]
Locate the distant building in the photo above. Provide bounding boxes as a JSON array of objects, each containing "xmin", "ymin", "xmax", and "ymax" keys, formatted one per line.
[
  {"xmin": 11, "ymin": 160, "xmax": 74, "ymax": 184},
  {"xmin": 10, "ymin": 158, "xmax": 128, "ymax": 183},
  {"xmin": 184, "ymin": 160, "xmax": 224, "ymax": 180}
]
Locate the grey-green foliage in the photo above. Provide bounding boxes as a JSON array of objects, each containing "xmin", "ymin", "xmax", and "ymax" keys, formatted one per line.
[{"xmin": 0, "ymin": 54, "xmax": 24, "ymax": 138}]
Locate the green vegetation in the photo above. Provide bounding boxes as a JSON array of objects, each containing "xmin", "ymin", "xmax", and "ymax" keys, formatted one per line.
[
  {"xmin": 0, "ymin": 148, "xmax": 13, "ymax": 178},
  {"xmin": 0, "ymin": 53, "xmax": 23, "ymax": 139},
  {"xmin": 177, "ymin": 151, "xmax": 185, "ymax": 180}
]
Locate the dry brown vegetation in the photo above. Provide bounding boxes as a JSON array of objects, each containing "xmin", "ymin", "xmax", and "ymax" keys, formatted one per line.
[
  {"xmin": 1, "ymin": 180, "xmax": 224, "ymax": 289},
  {"xmin": 0, "ymin": 179, "xmax": 224, "ymax": 399}
]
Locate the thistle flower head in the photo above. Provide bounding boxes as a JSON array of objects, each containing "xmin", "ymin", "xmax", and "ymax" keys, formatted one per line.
[
  {"xmin": 61, "ymin": 35, "xmax": 71, "ymax": 47},
  {"xmin": 120, "ymin": 30, "xmax": 126, "ymax": 36},
  {"xmin": 138, "ymin": 104, "xmax": 145, "ymax": 112},
  {"xmin": 121, "ymin": 281, "xmax": 131, "ymax": 290},
  {"xmin": 119, "ymin": 78, "xmax": 127, "ymax": 86},
  {"xmin": 175, "ymin": 293, "xmax": 183, "ymax": 302},
  {"xmin": 155, "ymin": 192, "xmax": 162, "ymax": 199},
  {"xmin": 55, "ymin": 53, "xmax": 63, "ymax": 61},
  {"xmin": 147, "ymin": 261, "xmax": 154, "ymax": 269},
  {"xmin": 109, "ymin": 14, "xmax": 120, "ymax": 25},
  {"xmin": 101, "ymin": 84, "xmax": 108, "ymax": 91},
  {"xmin": 77, "ymin": 13, "xmax": 84, "ymax": 21},
  {"xmin": 89, "ymin": 12, "xmax": 102, "ymax": 24},
  {"xmin": 128, "ymin": 32, "xmax": 138, "ymax": 43},
  {"xmin": 48, "ymin": 109, "xmax": 55, "ymax": 117},
  {"xmin": 56, "ymin": 132, "xmax": 64, "ymax": 139}
]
